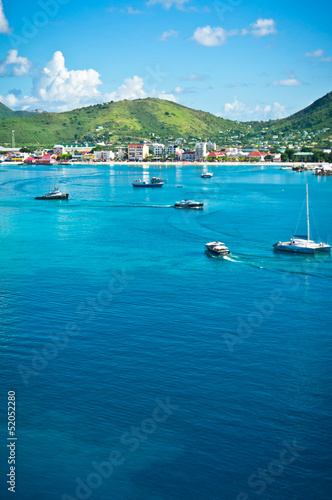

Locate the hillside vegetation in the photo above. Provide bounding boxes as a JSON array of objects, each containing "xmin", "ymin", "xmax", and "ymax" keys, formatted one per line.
[
  {"xmin": 0, "ymin": 98, "xmax": 243, "ymax": 146},
  {"xmin": 248, "ymin": 91, "xmax": 332, "ymax": 132},
  {"xmin": 0, "ymin": 92, "xmax": 331, "ymax": 147}
]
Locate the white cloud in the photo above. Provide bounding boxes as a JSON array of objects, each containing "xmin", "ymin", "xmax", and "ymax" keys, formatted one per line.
[
  {"xmin": 173, "ymin": 85, "xmax": 197, "ymax": 94},
  {"xmin": 159, "ymin": 29, "xmax": 178, "ymax": 41},
  {"xmin": 221, "ymin": 97, "xmax": 286, "ymax": 120},
  {"xmin": 304, "ymin": 49, "xmax": 332, "ymax": 62},
  {"xmin": 305, "ymin": 49, "xmax": 323, "ymax": 58},
  {"xmin": 250, "ymin": 18, "xmax": 277, "ymax": 38},
  {"xmin": 158, "ymin": 91, "xmax": 177, "ymax": 102},
  {"xmin": 271, "ymin": 77, "xmax": 302, "ymax": 86},
  {"xmin": 226, "ymin": 82, "xmax": 248, "ymax": 88},
  {"xmin": 192, "ymin": 18, "xmax": 277, "ymax": 47},
  {"xmin": 0, "ymin": 51, "xmax": 177, "ymax": 111},
  {"xmin": 0, "ymin": 92, "xmax": 36, "ymax": 109},
  {"xmin": 0, "ymin": 50, "xmax": 31, "ymax": 76},
  {"xmin": 0, "ymin": 0, "xmax": 11, "ymax": 34},
  {"xmin": 146, "ymin": 0, "xmax": 189, "ymax": 9},
  {"xmin": 34, "ymin": 51, "xmax": 102, "ymax": 109},
  {"xmin": 126, "ymin": 7, "xmax": 143, "ymax": 14},
  {"xmin": 183, "ymin": 73, "xmax": 209, "ymax": 81},
  {"xmin": 193, "ymin": 26, "xmax": 227, "ymax": 47},
  {"xmin": 105, "ymin": 75, "xmax": 146, "ymax": 101}
]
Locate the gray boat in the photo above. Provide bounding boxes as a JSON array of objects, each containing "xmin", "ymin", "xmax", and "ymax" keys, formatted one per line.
[{"xmin": 35, "ymin": 187, "xmax": 69, "ymax": 200}]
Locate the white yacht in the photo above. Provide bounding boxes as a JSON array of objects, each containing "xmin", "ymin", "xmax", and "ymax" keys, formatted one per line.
[
  {"xmin": 174, "ymin": 200, "xmax": 203, "ymax": 209},
  {"xmin": 273, "ymin": 184, "xmax": 331, "ymax": 254},
  {"xmin": 205, "ymin": 241, "xmax": 230, "ymax": 257},
  {"xmin": 132, "ymin": 177, "xmax": 164, "ymax": 187}
]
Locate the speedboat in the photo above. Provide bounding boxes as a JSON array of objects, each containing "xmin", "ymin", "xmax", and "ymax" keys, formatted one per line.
[
  {"xmin": 205, "ymin": 241, "xmax": 230, "ymax": 257},
  {"xmin": 35, "ymin": 187, "xmax": 69, "ymax": 200},
  {"xmin": 273, "ymin": 184, "xmax": 331, "ymax": 254},
  {"xmin": 174, "ymin": 200, "xmax": 203, "ymax": 209},
  {"xmin": 132, "ymin": 177, "xmax": 164, "ymax": 187},
  {"xmin": 201, "ymin": 172, "xmax": 213, "ymax": 178}
]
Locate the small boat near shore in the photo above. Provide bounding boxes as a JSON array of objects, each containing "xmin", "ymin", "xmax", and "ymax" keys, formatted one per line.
[
  {"xmin": 35, "ymin": 187, "xmax": 69, "ymax": 200},
  {"xmin": 205, "ymin": 241, "xmax": 230, "ymax": 257},
  {"xmin": 132, "ymin": 177, "xmax": 165, "ymax": 187},
  {"xmin": 201, "ymin": 172, "xmax": 213, "ymax": 178},
  {"xmin": 174, "ymin": 200, "xmax": 203, "ymax": 209},
  {"xmin": 273, "ymin": 184, "xmax": 330, "ymax": 254}
]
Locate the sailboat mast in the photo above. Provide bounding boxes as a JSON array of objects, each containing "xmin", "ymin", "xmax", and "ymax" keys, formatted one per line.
[{"xmin": 306, "ymin": 184, "xmax": 310, "ymax": 242}]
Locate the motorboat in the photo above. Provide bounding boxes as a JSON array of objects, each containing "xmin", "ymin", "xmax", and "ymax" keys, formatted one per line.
[
  {"xmin": 174, "ymin": 200, "xmax": 203, "ymax": 209},
  {"xmin": 201, "ymin": 172, "xmax": 213, "ymax": 178},
  {"xmin": 205, "ymin": 241, "xmax": 230, "ymax": 257},
  {"xmin": 273, "ymin": 184, "xmax": 331, "ymax": 254},
  {"xmin": 35, "ymin": 187, "xmax": 69, "ymax": 200},
  {"xmin": 132, "ymin": 177, "xmax": 164, "ymax": 187}
]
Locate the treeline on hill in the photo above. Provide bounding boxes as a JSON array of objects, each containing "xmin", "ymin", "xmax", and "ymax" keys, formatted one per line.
[{"xmin": 0, "ymin": 91, "xmax": 331, "ymax": 147}]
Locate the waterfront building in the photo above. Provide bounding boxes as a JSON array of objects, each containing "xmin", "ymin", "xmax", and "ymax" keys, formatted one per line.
[
  {"xmin": 152, "ymin": 143, "xmax": 165, "ymax": 158},
  {"xmin": 195, "ymin": 142, "xmax": 208, "ymax": 161},
  {"xmin": 128, "ymin": 144, "xmax": 150, "ymax": 161},
  {"xmin": 207, "ymin": 151, "xmax": 226, "ymax": 160},
  {"xmin": 94, "ymin": 151, "xmax": 115, "ymax": 161},
  {"xmin": 165, "ymin": 145, "xmax": 182, "ymax": 157},
  {"xmin": 248, "ymin": 150, "xmax": 268, "ymax": 161},
  {"xmin": 182, "ymin": 150, "xmax": 196, "ymax": 162},
  {"xmin": 53, "ymin": 145, "xmax": 66, "ymax": 156}
]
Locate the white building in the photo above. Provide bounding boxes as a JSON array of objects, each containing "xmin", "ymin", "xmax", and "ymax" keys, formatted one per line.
[
  {"xmin": 195, "ymin": 142, "xmax": 207, "ymax": 161},
  {"xmin": 152, "ymin": 143, "xmax": 165, "ymax": 158},
  {"xmin": 53, "ymin": 145, "xmax": 66, "ymax": 155},
  {"xmin": 165, "ymin": 145, "xmax": 182, "ymax": 157},
  {"xmin": 182, "ymin": 150, "xmax": 196, "ymax": 162},
  {"xmin": 94, "ymin": 151, "xmax": 115, "ymax": 161},
  {"xmin": 207, "ymin": 141, "xmax": 217, "ymax": 152},
  {"xmin": 128, "ymin": 144, "xmax": 150, "ymax": 161},
  {"xmin": 116, "ymin": 148, "xmax": 126, "ymax": 161}
]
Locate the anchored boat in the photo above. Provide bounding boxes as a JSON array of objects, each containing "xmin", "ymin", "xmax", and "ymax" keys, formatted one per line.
[
  {"xmin": 201, "ymin": 172, "xmax": 213, "ymax": 178},
  {"xmin": 35, "ymin": 187, "xmax": 69, "ymax": 200},
  {"xmin": 132, "ymin": 177, "xmax": 165, "ymax": 187},
  {"xmin": 174, "ymin": 200, "xmax": 203, "ymax": 209},
  {"xmin": 273, "ymin": 184, "xmax": 331, "ymax": 254}
]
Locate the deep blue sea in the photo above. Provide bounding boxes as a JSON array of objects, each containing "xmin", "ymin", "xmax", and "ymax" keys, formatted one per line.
[{"xmin": 0, "ymin": 163, "xmax": 331, "ymax": 500}]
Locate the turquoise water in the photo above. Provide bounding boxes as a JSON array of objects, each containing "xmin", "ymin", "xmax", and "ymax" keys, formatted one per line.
[{"xmin": 0, "ymin": 163, "xmax": 331, "ymax": 500}]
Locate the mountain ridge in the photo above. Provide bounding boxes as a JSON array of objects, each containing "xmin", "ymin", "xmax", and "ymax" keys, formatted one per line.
[{"xmin": 0, "ymin": 92, "xmax": 331, "ymax": 146}]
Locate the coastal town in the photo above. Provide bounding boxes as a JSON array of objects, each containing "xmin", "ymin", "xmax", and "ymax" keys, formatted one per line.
[{"xmin": 1, "ymin": 136, "xmax": 331, "ymax": 166}]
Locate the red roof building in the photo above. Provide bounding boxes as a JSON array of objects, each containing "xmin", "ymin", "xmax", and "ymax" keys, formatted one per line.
[
  {"xmin": 208, "ymin": 151, "xmax": 226, "ymax": 158},
  {"xmin": 248, "ymin": 150, "xmax": 267, "ymax": 157}
]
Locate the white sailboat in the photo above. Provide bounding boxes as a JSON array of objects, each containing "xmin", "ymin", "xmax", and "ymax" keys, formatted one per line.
[{"xmin": 273, "ymin": 184, "xmax": 331, "ymax": 254}]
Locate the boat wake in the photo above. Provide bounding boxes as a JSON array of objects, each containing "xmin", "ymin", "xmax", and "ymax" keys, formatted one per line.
[{"xmin": 223, "ymin": 255, "xmax": 238, "ymax": 263}]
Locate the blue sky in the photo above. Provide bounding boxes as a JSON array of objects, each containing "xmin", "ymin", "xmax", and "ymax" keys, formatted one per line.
[{"xmin": 0, "ymin": 0, "xmax": 331, "ymax": 120}]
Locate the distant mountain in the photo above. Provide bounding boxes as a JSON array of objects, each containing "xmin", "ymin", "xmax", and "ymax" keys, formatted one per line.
[
  {"xmin": 0, "ymin": 98, "xmax": 243, "ymax": 146},
  {"xmin": 0, "ymin": 92, "xmax": 331, "ymax": 146},
  {"xmin": 0, "ymin": 102, "xmax": 43, "ymax": 120},
  {"xmin": 251, "ymin": 91, "xmax": 332, "ymax": 132},
  {"xmin": 0, "ymin": 102, "xmax": 16, "ymax": 119}
]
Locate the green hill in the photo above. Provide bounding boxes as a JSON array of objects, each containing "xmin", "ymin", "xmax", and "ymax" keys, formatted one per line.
[
  {"xmin": 249, "ymin": 91, "xmax": 332, "ymax": 132},
  {"xmin": 0, "ymin": 102, "xmax": 16, "ymax": 120},
  {"xmin": 0, "ymin": 92, "xmax": 331, "ymax": 147},
  {"xmin": 0, "ymin": 102, "xmax": 42, "ymax": 121},
  {"xmin": 0, "ymin": 98, "xmax": 243, "ymax": 146}
]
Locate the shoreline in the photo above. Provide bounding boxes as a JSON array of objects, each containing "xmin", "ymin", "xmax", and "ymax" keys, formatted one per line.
[{"xmin": 1, "ymin": 161, "xmax": 325, "ymax": 168}]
